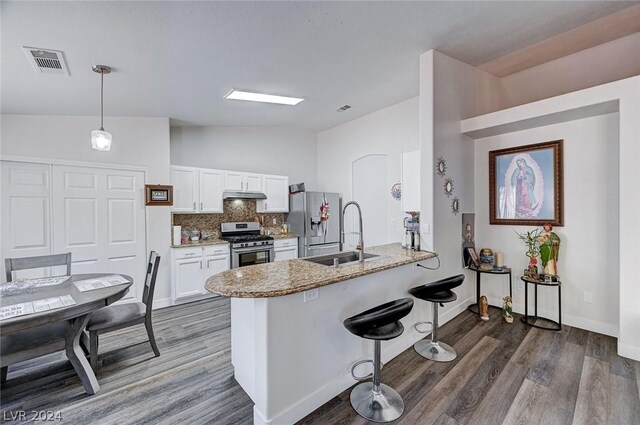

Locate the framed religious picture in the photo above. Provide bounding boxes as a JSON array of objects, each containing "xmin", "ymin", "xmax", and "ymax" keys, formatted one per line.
[
  {"xmin": 489, "ymin": 140, "xmax": 563, "ymax": 226},
  {"xmin": 466, "ymin": 247, "xmax": 481, "ymax": 268},
  {"xmin": 145, "ymin": 184, "xmax": 173, "ymax": 206}
]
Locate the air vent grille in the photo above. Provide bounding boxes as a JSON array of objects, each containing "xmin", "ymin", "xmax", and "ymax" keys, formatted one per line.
[
  {"xmin": 22, "ymin": 47, "xmax": 69, "ymax": 75},
  {"xmin": 337, "ymin": 105, "xmax": 351, "ymax": 112}
]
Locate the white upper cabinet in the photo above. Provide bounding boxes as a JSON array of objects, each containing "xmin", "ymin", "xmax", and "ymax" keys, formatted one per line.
[
  {"xmin": 257, "ymin": 175, "xmax": 289, "ymax": 213},
  {"xmin": 224, "ymin": 171, "xmax": 244, "ymax": 191},
  {"xmin": 171, "ymin": 166, "xmax": 198, "ymax": 212},
  {"xmin": 171, "ymin": 166, "xmax": 224, "ymax": 213},
  {"xmin": 224, "ymin": 171, "xmax": 263, "ymax": 192},
  {"xmin": 401, "ymin": 151, "xmax": 420, "ymax": 213},
  {"xmin": 245, "ymin": 173, "xmax": 264, "ymax": 192},
  {"xmin": 172, "ymin": 166, "xmax": 289, "ymax": 213},
  {"xmin": 199, "ymin": 169, "xmax": 224, "ymax": 212}
]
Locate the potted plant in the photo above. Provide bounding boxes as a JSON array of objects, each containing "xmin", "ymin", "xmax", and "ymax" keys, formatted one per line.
[{"xmin": 516, "ymin": 228, "xmax": 542, "ymax": 278}]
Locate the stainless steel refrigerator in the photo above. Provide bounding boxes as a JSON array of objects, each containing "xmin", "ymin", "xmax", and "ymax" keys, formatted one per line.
[{"xmin": 288, "ymin": 192, "xmax": 342, "ymax": 258}]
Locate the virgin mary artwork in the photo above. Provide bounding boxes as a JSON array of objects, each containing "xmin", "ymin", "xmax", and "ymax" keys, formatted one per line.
[
  {"xmin": 499, "ymin": 154, "xmax": 546, "ymax": 220},
  {"xmin": 489, "ymin": 140, "xmax": 563, "ymax": 226}
]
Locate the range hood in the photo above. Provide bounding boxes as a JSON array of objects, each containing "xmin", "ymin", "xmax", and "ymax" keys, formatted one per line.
[{"xmin": 223, "ymin": 191, "xmax": 267, "ymax": 200}]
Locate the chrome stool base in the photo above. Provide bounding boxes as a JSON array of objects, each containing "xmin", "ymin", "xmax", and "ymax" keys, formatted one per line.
[
  {"xmin": 350, "ymin": 382, "xmax": 405, "ymax": 423},
  {"xmin": 414, "ymin": 339, "xmax": 457, "ymax": 362}
]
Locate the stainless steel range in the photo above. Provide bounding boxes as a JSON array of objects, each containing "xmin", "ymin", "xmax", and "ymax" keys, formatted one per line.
[{"xmin": 220, "ymin": 222, "xmax": 275, "ymax": 268}]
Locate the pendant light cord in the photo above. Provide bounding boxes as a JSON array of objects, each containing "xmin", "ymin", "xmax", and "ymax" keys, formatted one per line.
[{"xmin": 100, "ymin": 71, "xmax": 104, "ymax": 131}]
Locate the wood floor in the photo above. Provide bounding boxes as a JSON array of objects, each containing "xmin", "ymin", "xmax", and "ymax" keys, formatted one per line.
[{"xmin": 1, "ymin": 298, "xmax": 639, "ymax": 425}]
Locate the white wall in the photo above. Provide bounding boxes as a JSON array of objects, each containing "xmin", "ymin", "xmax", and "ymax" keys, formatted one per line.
[
  {"xmin": 474, "ymin": 113, "xmax": 620, "ymax": 335},
  {"xmin": 0, "ymin": 114, "xmax": 173, "ymax": 304},
  {"xmin": 316, "ymin": 97, "xmax": 419, "ymax": 248},
  {"xmin": 170, "ymin": 126, "xmax": 318, "ymax": 189},
  {"xmin": 420, "ymin": 50, "xmax": 478, "ymax": 310}
]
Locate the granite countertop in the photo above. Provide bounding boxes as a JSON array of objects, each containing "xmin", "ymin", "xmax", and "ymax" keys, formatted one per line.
[
  {"xmin": 205, "ymin": 244, "xmax": 437, "ymax": 298},
  {"xmin": 171, "ymin": 239, "xmax": 228, "ymax": 248},
  {"xmin": 271, "ymin": 234, "xmax": 299, "ymax": 240}
]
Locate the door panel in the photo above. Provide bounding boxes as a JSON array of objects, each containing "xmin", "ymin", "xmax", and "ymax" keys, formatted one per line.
[
  {"xmin": 245, "ymin": 174, "xmax": 263, "ymax": 192},
  {"xmin": 199, "ymin": 169, "xmax": 224, "ymax": 212},
  {"xmin": 1, "ymin": 162, "xmax": 52, "ymax": 279},
  {"xmin": 171, "ymin": 166, "xmax": 197, "ymax": 212},
  {"xmin": 224, "ymin": 171, "xmax": 244, "ymax": 191},
  {"xmin": 52, "ymin": 165, "xmax": 146, "ymax": 301},
  {"xmin": 258, "ymin": 175, "xmax": 288, "ymax": 213},
  {"xmin": 175, "ymin": 257, "xmax": 204, "ymax": 298}
]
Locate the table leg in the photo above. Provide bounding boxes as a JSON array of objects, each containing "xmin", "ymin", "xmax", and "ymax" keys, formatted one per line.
[
  {"xmin": 66, "ymin": 314, "xmax": 99, "ymax": 395},
  {"xmin": 524, "ymin": 281, "xmax": 528, "ymax": 325},
  {"xmin": 558, "ymin": 285, "xmax": 562, "ymax": 328},
  {"xmin": 508, "ymin": 272, "xmax": 513, "ymax": 299},
  {"xmin": 476, "ymin": 269, "xmax": 481, "ymax": 315}
]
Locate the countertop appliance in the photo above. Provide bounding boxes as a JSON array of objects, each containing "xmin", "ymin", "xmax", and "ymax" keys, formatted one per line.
[
  {"xmin": 288, "ymin": 191, "xmax": 342, "ymax": 258},
  {"xmin": 220, "ymin": 222, "xmax": 274, "ymax": 268}
]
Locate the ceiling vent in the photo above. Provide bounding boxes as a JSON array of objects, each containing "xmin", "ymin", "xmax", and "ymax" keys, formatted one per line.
[
  {"xmin": 22, "ymin": 47, "xmax": 69, "ymax": 75},
  {"xmin": 337, "ymin": 105, "xmax": 351, "ymax": 112}
]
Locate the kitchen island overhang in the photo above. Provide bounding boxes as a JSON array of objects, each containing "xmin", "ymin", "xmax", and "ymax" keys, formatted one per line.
[{"xmin": 206, "ymin": 244, "xmax": 451, "ymax": 425}]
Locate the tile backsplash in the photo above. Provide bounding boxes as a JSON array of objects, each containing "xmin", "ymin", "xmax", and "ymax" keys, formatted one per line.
[{"xmin": 172, "ymin": 199, "xmax": 285, "ymax": 237}]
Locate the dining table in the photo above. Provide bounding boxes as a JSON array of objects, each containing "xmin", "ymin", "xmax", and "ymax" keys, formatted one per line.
[{"xmin": 0, "ymin": 273, "xmax": 132, "ymax": 395}]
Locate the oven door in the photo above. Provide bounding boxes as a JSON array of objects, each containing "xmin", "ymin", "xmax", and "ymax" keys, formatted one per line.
[{"xmin": 232, "ymin": 246, "xmax": 275, "ymax": 268}]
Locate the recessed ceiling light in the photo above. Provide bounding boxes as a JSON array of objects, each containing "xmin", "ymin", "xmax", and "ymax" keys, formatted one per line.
[{"xmin": 224, "ymin": 89, "xmax": 304, "ymax": 106}]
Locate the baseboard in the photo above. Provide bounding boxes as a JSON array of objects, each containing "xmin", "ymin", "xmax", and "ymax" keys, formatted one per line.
[
  {"xmin": 153, "ymin": 297, "xmax": 174, "ymax": 309},
  {"xmin": 253, "ymin": 372, "xmax": 355, "ymax": 425},
  {"xmin": 617, "ymin": 342, "xmax": 640, "ymax": 361},
  {"xmin": 483, "ymin": 295, "xmax": 618, "ymax": 337}
]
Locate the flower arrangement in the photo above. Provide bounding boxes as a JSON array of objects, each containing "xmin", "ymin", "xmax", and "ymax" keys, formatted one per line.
[{"xmin": 515, "ymin": 228, "xmax": 542, "ymax": 277}]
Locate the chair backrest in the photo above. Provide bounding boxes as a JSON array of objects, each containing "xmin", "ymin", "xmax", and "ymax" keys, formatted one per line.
[
  {"xmin": 5, "ymin": 253, "xmax": 72, "ymax": 282},
  {"xmin": 142, "ymin": 251, "xmax": 161, "ymax": 315}
]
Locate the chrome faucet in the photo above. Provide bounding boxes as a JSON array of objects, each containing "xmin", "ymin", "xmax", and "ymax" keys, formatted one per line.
[{"xmin": 342, "ymin": 201, "xmax": 364, "ymax": 263}]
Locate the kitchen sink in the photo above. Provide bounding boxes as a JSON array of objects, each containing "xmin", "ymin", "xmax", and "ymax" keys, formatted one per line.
[{"xmin": 303, "ymin": 251, "xmax": 381, "ymax": 267}]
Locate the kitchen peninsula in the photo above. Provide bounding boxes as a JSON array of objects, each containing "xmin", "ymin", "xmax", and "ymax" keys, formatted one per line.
[{"xmin": 206, "ymin": 244, "xmax": 438, "ymax": 425}]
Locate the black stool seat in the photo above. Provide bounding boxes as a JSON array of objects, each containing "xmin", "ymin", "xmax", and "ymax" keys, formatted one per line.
[
  {"xmin": 344, "ymin": 298, "xmax": 414, "ymax": 341},
  {"xmin": 409, "ymin": 274, "xmax": 464, "ymax": 303},
  {"xmin": 418, "ymin": 290, "xmax": 457, "ymax": 304}
]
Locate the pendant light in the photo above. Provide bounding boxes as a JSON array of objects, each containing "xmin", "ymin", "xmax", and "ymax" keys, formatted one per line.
[{"xmin": 91, "ymin": 65, "xmax": 112, "ymax": 151}]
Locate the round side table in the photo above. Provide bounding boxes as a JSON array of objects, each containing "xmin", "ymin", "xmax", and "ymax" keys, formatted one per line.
[{"xmin": 520, "ymin": 275, "xmax": 562, "ymax": 331}]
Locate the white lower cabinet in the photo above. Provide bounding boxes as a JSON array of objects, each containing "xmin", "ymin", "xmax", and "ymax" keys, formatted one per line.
[
  {"xmin": 172, "ymin": 245, "xmax": 230, "ymax": 302},
  {"xmin": 274, "ymin": 238, "xmax": 298, "ymax": 261}
]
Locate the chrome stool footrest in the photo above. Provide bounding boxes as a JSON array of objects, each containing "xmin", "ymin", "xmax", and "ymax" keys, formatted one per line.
[
  {"xmin": 350, "ymin": 359, "xmax": 374, "ymax": 381},
  {"xmin": 414, "ymin": 321, "xmax": 432, "ymax": 334}
]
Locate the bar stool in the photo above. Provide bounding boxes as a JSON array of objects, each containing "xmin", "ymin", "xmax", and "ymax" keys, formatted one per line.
[
  {"xmin": 343, "ymin": 298, "xmax": 414, "ymax": 423},
  {"xmin": 409, "ymin": 274, "xmax": 464, "ymax": 362}
]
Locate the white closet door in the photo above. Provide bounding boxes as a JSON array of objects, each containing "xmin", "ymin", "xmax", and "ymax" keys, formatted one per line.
[
  {"xmin": 52, "ymin": 165, "xmax": 146, "ymax": 301},
  {"xmin": 1, "ymin": 161, "xmax": 52, "ymax": 279}
]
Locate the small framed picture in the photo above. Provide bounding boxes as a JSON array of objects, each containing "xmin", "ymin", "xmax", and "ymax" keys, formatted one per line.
[
  {"xmin": 466, "ymin": 247, "xmax": 481, "ymax": 268},
  {"xmin": 145, "ymin": 184, "xmax": 173, "ymax": 206}
]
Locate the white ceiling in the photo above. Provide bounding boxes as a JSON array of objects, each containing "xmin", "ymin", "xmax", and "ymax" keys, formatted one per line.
[{"xmin": 1, "ymin": 1, "xmax": 637, "ymax": 131}]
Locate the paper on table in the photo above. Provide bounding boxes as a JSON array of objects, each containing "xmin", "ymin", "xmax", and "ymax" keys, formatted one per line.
[
  {"xmin": 74, "ymin": 274, "xmax": 130, "ymax": 292},
  {"xmin": 0, "ymin": 295, "xmax": 76, "ymax": 320}
]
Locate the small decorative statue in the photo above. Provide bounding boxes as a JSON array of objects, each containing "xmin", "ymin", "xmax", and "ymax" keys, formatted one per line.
[
  {"xmin": 538, "ymin": 223, "xmax": 561, "ymax": 276},
  {"xmin": 479, "ymin": 296, "xmax": 489, "ymax": 321},
  {"xmin": 502, "ymin": 296, "xmax": 513, "ymax": 323}
]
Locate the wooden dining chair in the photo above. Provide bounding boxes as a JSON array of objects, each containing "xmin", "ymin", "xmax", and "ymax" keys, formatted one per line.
[
  {"xmin": 5, "ymin": 252, "xmax": 72, "ymax": 282},
  {"xmin": 2, "ymin": 252, "xmax": 72, "ymax": 383},
  {"xmin": 85, "ymin": 252, "xmax": 161, "ymax": 371}
]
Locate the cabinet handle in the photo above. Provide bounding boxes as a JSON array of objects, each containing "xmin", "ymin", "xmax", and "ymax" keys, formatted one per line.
[
  {"xmin": 265, "ymin": 202, "xmax": 268, "ymax": 210},
  {"xmin": 241, "ymin": 181, "xmax": 244, "ymax": 190},
  {"xmin": 200, "ymin": 202, "xmax": 203, "ymax": 210},
  {"xmin": 193, "ymin": 202, "xmax": 196, "ymax": 210},
  {"xmin": 200, "ymin": 260, "xmax": 203, "ymax": 270},
  {"xmin": 184, "ymin": 252, "xmax": 197, "ymax": 256}
]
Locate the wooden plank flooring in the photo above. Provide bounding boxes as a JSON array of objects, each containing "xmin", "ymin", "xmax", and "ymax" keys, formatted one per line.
[{"xmin": 1, "ymin": 298, "xmax": 639, "ymax": 425}]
